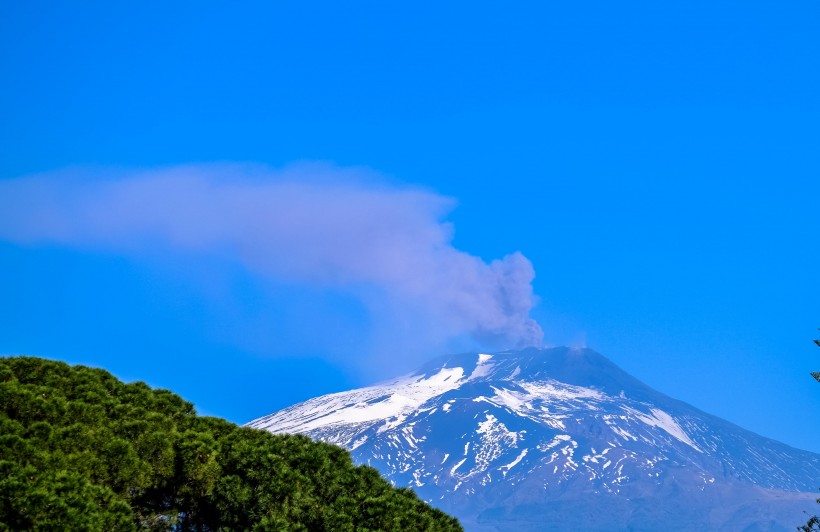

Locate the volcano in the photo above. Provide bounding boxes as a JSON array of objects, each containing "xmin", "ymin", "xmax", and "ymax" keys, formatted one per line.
[{"xmin": 247, "ymin": 347, "xmax": 820, "ymax": 531}]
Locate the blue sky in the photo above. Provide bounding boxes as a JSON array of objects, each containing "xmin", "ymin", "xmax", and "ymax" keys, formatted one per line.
[{"xmin": 1, "ymin": 1, "xmax": 818, "ymax": 453}]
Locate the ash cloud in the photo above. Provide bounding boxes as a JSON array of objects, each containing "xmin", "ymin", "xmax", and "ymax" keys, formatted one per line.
[{"xmin": 0, "ymin": 163, "xmax": 543, "ymax": 353}]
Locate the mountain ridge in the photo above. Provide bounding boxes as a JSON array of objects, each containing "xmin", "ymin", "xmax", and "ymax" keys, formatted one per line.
[{"xmin": 248, "ymin": 347, "xmax": 820, "ymax": 531}]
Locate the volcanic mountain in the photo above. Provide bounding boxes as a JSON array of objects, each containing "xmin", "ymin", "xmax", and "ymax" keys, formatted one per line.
[{"xmin": 247, "ymin": 347, "xmax": 820, "ymax": 531}]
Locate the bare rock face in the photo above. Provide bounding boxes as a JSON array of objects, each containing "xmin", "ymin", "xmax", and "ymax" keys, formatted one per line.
[{"xmin": 248, "ymin": 347, "xmax": 820, "ymax": 531}]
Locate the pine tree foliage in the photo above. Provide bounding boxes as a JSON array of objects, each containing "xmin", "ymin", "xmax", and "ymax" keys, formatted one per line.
[
  {"xmin": 0, "ymin": 356, "xmax": 462, "ymax": 531},
  {"xmin": 801, "ymin": 333, "xmax": 820, "ymax": 532},
  {"xmin": 812, "ymin": 337, "xmax": 820, "ymax": 383}
]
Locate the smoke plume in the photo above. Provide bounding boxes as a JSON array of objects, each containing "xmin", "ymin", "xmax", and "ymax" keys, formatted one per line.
[{"xmin": 0, "ymin": 163, "xmax": 543, "ymax": 352}]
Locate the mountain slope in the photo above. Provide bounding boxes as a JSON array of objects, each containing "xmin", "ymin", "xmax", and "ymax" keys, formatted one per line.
[{"xmin": 248, "ymin": 347, "xmax": 820, "ymax": 531}]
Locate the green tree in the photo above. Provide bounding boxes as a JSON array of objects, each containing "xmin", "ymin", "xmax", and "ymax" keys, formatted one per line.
[
  {"xmin": 0, "ymin": 356, "xmax": 462, "ymax": 531},
  {"xmin": 800, "ymin": 332, "xmax": 820, "ymax": 532}
]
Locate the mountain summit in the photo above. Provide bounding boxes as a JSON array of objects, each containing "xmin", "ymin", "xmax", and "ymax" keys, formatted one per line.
[{"xmin": 248, "ymin": 347, "xmax": 820, "ymax": 531}]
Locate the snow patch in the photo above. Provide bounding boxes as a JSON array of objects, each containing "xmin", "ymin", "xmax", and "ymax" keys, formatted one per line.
[
  {"xmin": 490, "ymin": 386, "xmax": 527, "ymax": 412},
  {"xmin": 499, "ymin": 449, "xmax": 529, "ymax": 477},
  {"xmin": 468, "ymin": 354, "xmax": 496, "ymax": 381},
  {"xmin": 248, "ymin": 365, "xmax": 465, "ymax": 434},
  {"xmin": 451, "ymin": 458, "xmax": 467, "ymax": 475},
  {"xmin": 517, "ymin": 380, "xmax": 605, "ymax": 403},
  {"xmin": 628, "ymin": 407, "xmax": 701, "ymax": 452}
]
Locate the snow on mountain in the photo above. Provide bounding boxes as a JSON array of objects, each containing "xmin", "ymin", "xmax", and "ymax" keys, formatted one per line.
[{"xmin": 247, "ymin": 347, "xmax": 820, "ymax": 531}]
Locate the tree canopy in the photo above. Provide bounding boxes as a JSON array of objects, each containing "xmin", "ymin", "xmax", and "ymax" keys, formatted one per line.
[
  {"xmin": 800, "ymin": 333, "xmax": 820, "ymax": 532},
  {"xmin": 0, "ymin": 356, "xmax": 462, "ymax": 531}
]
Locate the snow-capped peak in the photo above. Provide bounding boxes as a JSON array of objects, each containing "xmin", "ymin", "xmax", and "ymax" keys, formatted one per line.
[{"xmin": 247, "ymin": 347, "xmax": 820, "ymax": 531}]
